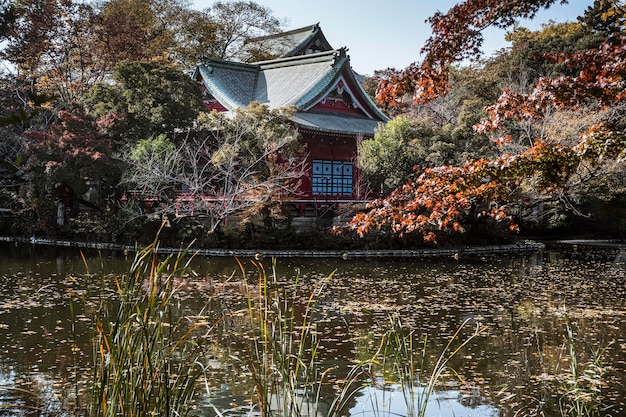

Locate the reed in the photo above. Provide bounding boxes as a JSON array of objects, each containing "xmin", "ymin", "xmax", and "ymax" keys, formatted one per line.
[
  {"xmin": 369, "ymin": 314, "xmax": 486, "ymax": 417},
  {"xmin": 238, "ymin": 258, "xmax": 369, "ymax": 417},
  {"xmin": 234, "ymin": 260, "xmax": 488, "ymax": 417},
  {"xmin": 559, "ymin": 325, "xmax": 612, "ymax": 417},
  {"xmin": 4, "ymin": 240, "xmax": 495, "ymax": 416},
  {"xmin": 243, "ymin": 258, "xmax": 328, "ymax": 417},
  {"xmin": 87, "ymin": 236, "xmax": 207, "ymax": 417}
]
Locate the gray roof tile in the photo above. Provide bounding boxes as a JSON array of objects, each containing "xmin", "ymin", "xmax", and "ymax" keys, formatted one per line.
[
  {"xmin": 242, "ymin": 23, "xmax": 333, "ymax": 59},
  {"xmin": 197, "ymin": 61, "xmax": 258, "ymax": 110},
  {"xmin": 195, "ymin": 45, "xmax": 388, "ymax": 135},
  {"xmin": 291, "ymin": 112, "xmax": 383, "ymax": 136}
]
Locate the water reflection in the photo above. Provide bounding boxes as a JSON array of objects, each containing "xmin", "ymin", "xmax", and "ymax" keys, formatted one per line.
[
  {"xmin": 348, "ymin": 384, "xmax": 498, "ymax": 417},
  {"xmin": 197, "ymin": 383, "xmax": 499, "ymax": 417},
  {"xmin": 0, "ymin": 364, "xmax": 75, "ymax": 417},
  {"xmin": 0, "ymin": 242, "xmax": 624, "ymax": 417}
]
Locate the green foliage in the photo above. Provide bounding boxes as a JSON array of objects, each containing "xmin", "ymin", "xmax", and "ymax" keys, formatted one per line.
[
  {"xmin": 88, "ymin": 60, "xmax": 204, "ymax": 143},
  {"xmin": 359, "ymin": 111, "xmax": 496, "ymax": 195},
  {"xmin": 579, "ymin": 0, "xmax": 626, "ymax": 41},
  {"xmin": 197, "ymin": 102, "xmax": 300, "ymax": 153},
  {"xmin": 365, "ymin": 65, "xmax": 499, "ymax": 197},
  {"xmin": 500, "ymin": 21, "xmax": 603, "ymax": 83},
  {"xmin": 409, "ymin": 122, "xmax": 462, "ymax": 166},
  {"xmin": 358, "ymin": 117, "xmax": 418, "ymax": 193},
  {"xmin": 83, "ymin": 83, "xmax": 127, "ymax": 123},
  {"xmin": 129, "ymin": 134, "xmax": 175, "ymax": 162},
  {"xmin": 114, "ymin": 60, "xmax": 203, "ymax": 134}
]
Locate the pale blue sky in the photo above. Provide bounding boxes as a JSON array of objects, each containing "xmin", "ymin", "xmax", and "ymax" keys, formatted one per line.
[{"xmin": 192, "ymin": 1, "xmax": 593, "ymax": 75}]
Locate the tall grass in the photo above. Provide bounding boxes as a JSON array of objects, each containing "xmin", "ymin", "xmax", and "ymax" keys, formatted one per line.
[
  {"xmin": 9, "ymin": 238, "xmax": 493, "ymax": 417},
  {"xmin": 559, "ymin": 325, "xmax": 612, "ymax": 417},
  {"xmin": 369, "ymin": 314, "xmax": 486, "ymax": 417},
  {"xmin": 240, "ymin": 258, "xmax": 363, "ymax": 417},
  {"xmin": 87, "ymin": 237, "xmax": 207, "ymax": 417},
  {"xmin": 235, "ymin": 259, "xmax": 487, "ymax": 417}
]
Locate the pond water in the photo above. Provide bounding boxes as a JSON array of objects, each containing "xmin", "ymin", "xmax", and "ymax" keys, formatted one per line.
[{"xmin": 0, "ymin": 241, "xmax": 624, "ymax": 417}]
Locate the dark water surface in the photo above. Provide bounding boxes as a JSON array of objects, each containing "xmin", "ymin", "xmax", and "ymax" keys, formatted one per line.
[{"xmin": 0, "ymin": 241, "xmax": 624, "ymax": 416}]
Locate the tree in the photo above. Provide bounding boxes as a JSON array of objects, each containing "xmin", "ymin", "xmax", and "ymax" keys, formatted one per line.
[
  {"xmin": 121, "ymin": 133, "xmax": 179, "ymax": 209},
  {"xmin": 0, "ymin": 0, "xmax": 14, "ymax": 40},
  {"xmin": 346, "ymin": 0, "xmax": 626, "ymax": 242},
  {"xmin": 376, "ymin": 0, "xmax": 569, "ymax": 105},
  {"xmin": 1, "ymin": 0, "xmax": 219, "ymax": 107},
  {"xmin": 168, "ymin": 8, "xmax": 219, "ymax": 68},
  {"xmin": 85, "ymin": 60, "xmax": 204, "ymax": 143},
  {"xmin": 360, "ymin": 65, "xmax": 499, "ymax": 196},
  {"xmin": 578, "ymin": 0, "xmax": 626, "ymax": 41},
  {"xmin": 1, "ymin": 0, "xmax": 285, "ymax": 115},
  {"xmin": 475, "ymin": 40, "xmax": 626, "ymax": 158},
  {"xmin": 92, "ymin": 0, "xmax": 154, "ymax": 65},
  {"xmin": 500, "ymin": 21, "xmax": 601, "ymax": 86},
  {"xmin": 0, "ymin": 126, "xmax": 27, "ymax": 192},
  {"xmin": 347, "ymin": 141, "xmax": 579, "ymax": 242},
  {"xmin": 122, "ymin": 103, "xmax": 306, "ymax": 232},
  {"xmin": 95, "ymin": 0, "xmax": 205, "ymax": 65},
  {"xmin": 2, "ymin": 0, "xmax": 109, "ymax": 103},
  {"xmin": 202, "ymin": 1, "xmax": 283, "ymax": 61},
  {"xmin": 24, "ymin": 108, "xmax": 122, "ymax": 231},
  {"xmin": 358, "ymin": 117, "xmax": 419, "ymax": 193}
]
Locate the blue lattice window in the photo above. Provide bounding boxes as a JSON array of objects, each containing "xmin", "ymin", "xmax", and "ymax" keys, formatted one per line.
[{"xmin": 311, "ymin": 160, "xmax": 353, "ymax": 196}]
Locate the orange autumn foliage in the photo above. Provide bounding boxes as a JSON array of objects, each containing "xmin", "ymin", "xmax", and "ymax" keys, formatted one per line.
[
  {"xmin": 346, "ymin": 142, "xmax": 578, "ymax": 241},
  {"xmin": 348, "ymin": 1, "xmax": 626, "ymax": 242}
]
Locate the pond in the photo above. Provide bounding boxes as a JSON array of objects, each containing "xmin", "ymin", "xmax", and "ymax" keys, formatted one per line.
[{"xmin": 0, "ymin": 241, "xmax": 624, "ymax": 417}]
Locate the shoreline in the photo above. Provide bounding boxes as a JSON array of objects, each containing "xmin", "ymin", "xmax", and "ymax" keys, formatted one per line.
[{"xmin": 1, "ymin": 235, "xmax": 546, "ymax": 258}]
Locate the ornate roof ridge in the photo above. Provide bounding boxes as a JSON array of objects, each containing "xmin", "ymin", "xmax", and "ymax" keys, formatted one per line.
[
  {"xmin": 291, "ymin": 55, "xmax": 347, "ymax": 109},
  {"xmin": 341, "ymin": 63, "xmax": 389, "ymax": 122},
  {"xmin": 243, "ymin": 23, "xmax": 320, "ymax": 44},
  {"xmin": 257, "ymin": 48, "xmax": 347, "ymax": 69},
  {"xmin": 197, "ymin": 56, "xmax": 259, "ymax": 72}
]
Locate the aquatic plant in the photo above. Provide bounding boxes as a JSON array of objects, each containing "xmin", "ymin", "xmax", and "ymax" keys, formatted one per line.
[
  {"xmin": 368, "ymin": 314, "xmax": 486, "ymax": 417},
  {"xmin": 233, "ymin": 258, "xmax": 489, "ymax": 417},
  {"xmin": 237, "ymin": 258, "xmax": 369, "ymax": 417},
  {"xmin": 87, "ymin": 238, "xmax": 208, "ymax": 417},
  {"xmin": 559, "ymin": 325, "xmax": 612, "ymax": 417}
]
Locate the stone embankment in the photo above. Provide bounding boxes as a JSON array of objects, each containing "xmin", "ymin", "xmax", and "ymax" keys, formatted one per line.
[{"xmin": 1, "ymin": 236, "xmax": 545, "ymax": 258}]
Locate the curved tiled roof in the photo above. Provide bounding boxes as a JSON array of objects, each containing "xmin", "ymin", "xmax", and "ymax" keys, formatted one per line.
[
  {"xmin": 196, "ymin": 60, "xmax": 259, "ymax": 110},
  {"xmin": 291, "ymin": 112, "xmax": 383, "ymax": 136},
  {"xmin": 242, "ymin": 23, "xmax": 333, "ymax": 58},
  {"xmin": 256, "ymin": 50, "xmax": 345, "ymax": 109},
  {"xmin": 195, "ymin": 43, "xmax": 388, "ymax": 135}
]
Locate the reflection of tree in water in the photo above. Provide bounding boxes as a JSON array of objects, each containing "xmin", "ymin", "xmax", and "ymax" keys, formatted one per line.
[{"xmin": 612, "ymin": 246, "xmax": 626, "ymax": 266}]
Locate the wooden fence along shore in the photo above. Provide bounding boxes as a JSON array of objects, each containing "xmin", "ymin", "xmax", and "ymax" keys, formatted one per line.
[{"xmin": 0, "ymin": 236, "xmax": 545, "ymax": 258}]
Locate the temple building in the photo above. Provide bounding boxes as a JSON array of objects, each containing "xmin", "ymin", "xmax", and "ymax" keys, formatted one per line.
[{"xmin": 193, "ymin": 24, "xmax": 388, "ymax": 219}]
